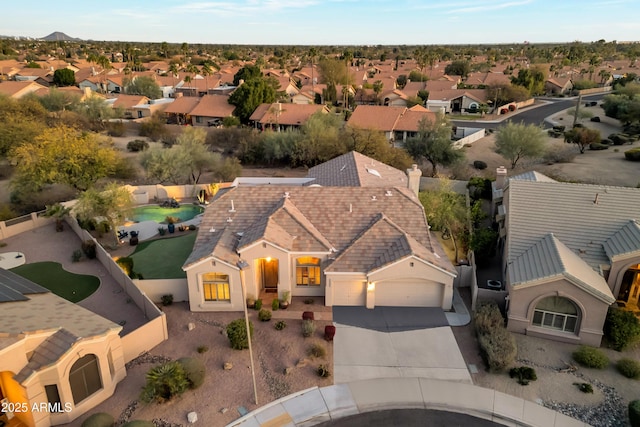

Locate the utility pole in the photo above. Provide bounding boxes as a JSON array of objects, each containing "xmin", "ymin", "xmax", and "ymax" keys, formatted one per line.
[{"xmin": 237, "ymin": 260, "xmax": 258, "ymax": 405}]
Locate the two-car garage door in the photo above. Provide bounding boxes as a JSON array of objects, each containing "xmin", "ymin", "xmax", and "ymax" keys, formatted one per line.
[
  {"xmin": 375, "ymin": 279, "xmax": 443, "ymax": 307},
  {"xmin": 332, "ymin": 278, "xmax": 443, "ymax": 307}
]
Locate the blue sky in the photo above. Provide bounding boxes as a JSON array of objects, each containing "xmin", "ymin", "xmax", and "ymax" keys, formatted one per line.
[{"xmin": 3, "ymin": 0, "xmax": 639, "ymax": 45}]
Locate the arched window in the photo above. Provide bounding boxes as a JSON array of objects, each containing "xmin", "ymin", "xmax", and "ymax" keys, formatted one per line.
[
  {"xmin": 69, "ymin": 354, "xmax": 102, "ymax": 404},
  {"xmin": 296, "ymin": 257, "xmax": 321, "ymax": 286},
  {"xmin": 202, "ymin": 273, "xmax": 230, "ymax": 302},
  {"xmin": 532, "ymin": 296, "xmax": 579, "ymax": 333}
]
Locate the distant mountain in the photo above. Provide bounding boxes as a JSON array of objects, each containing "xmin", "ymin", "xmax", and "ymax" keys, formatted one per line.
[{"xmin": 41, "ymin": 32, "xmax": 80, "ymax": 41}]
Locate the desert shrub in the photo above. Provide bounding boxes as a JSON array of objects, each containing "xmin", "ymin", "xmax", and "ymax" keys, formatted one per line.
[
  {"xmin": 317, "ymin": 364, "xmax": 331, "ymax": 378},
  {"xmin": 473, "ymin": 302, "xmax": 504, "ymax": 335},
  {"xmin": 81, "ymin": 240, "xmax": 97, "ymax": 259},
  {"xmin": 542, "ymin": 144, "xmax": 577, "ymax": 163},
  {"xmin": 477, "ymin": 327, "xmax": 517, "ymax": 372},
  {"xmin": 177, "ymin": 357, "xmax": 206, "ymax": 389},
  {"xmin": 271, "ymin": 298, "xmax": 279, "ymax": 311},
  {"xmin": 609, "ymin": 133, "xmax": 630, "ymax": 145},
  {"xmin": 127, "ymin": 139, "xmax": 149, "ymax": 152},
  {"xmin": 574, "ymin": 382, "xmax": 593, "ymax": 393},
  {"xmin": 467, "ymin": 177, "xmax": 492, "ymax": 200},
  {"xmin": 590, "ymin": 116, "xmax": 601, "ymax": 122},
  {"xmin": 116, "ymin": 257, "xmax": 135, "ymax": 277},
  {"xmin": 589, "ymin": 142, "xmax": 609, "ymax": 150},
  {"xmin": 196, "ymin": 345, "xmax": 208, "ymax": 353},
  {"xmin": 630, "ymin": 400, "xmax": 640, "ymax": 427},
  {"xmin": 473, "ymin": 160, "xmax": 487, "ymax": 170},
  {"xmin": 254, "ymin": 299, "xmax": 263, "ymax": 310},
  {"xmin": 509, "ymin": 366, "xmax": 537, "ymax": 385},
  {"xmin": 604, "ymin": 307, "xmax": 640, "ymax": 351},
  {"xmin": 71, "ymin": 249, "xmax": 82, "ymax": 262},
  {"xmin": 308, "ymin": 342, "xmax": 327, "ymax": 359},
  {"xmin": 161, "ymin": 294, "xmax": 173, "ymax": 306},
  {"xmin": 625, "ymin": 147, "xmax": 640, "ymax": 161},
  {"xmin": 302, "ymin": 319, "xmax": 316, "ymax": 338},
  {"xmin": 188, "ymin": 224, "xmax": 197, "ymax": 230},
  {"xmin": 572, "ymin": 346, "xmax": 609, "ymax": 369},
  {"xmin": 106, "ymin": 121, "xmax": 126, "ymax": 137},
  {"xmin": 275, "ymin": 320, "xmax": 287, "ymax": 331},
  {"xmin": 82, "ymin": 412, "xmax": 115, "ymax": 427},
  {"xmin": 140, "ymin": 361, "xmax": 189, "ymax": 403},
  {"xmin": 139, "ymin": 112, "xmax": 169, "ymax": 142},
  {"xmin": 121, "ymin": 421, "xmax": 155, "ymax": 427},
  {"xmin": 600, "ymin": 139, "xmax": 613, "ymax": 145},
  {"xmin": 226, "ymin": 318, "xmax": 254, "ymax": 350},
  {"xmin": 113, "ymin": 157, "xmax": 139, "ymax": 180},
  {"xmin": 616, "ymin": 358, "xmax": 640, "ymax": 379},
  {"xmin": 258, "ymin": 309, "xmax": 272, "ymax": 321}
]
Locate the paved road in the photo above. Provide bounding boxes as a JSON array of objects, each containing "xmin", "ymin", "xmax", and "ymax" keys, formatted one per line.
[
  {"xmin": 316, "ymin": 408, "xmax": 501, "ymax": 427},
  {"xmin": 452, "ymin": 93, "xmax": 607, "ymax": 130}
]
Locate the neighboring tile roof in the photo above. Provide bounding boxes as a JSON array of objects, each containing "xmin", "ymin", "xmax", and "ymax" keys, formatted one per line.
[
  {"xmin": 510, "ymin": 171, "xmax": 558, "ymax": 183},
  {"xmin": 189, "ymin": 94, "xmax": 234, "ymax": 118},
  {"xmin": 427, "ymin": 89, "xmax": 488, "ymax": 103},
  {"xmin": 249, "ymin": 103, "xmax": 328, "ymax": 126},
  {"xmin": 0, "ymin": 81, "xmax": 47, "ymax": 98},
  {"xmin": 505, "ymin": 179, "xmax": 640, "ymax": 270},
  {"xmin": 509, "ymin": 233, "xmax": 615, "ymax": 303},
  {"xmin": 110, "ymin": 94, "xmax": 149, "ymax": 109},
  {"xmin": 603, "ymin": 220, "xmax": 640, "ymax": 261},
  {"xmin": 163, "ymin": 95, "xmax": 201, "ymax": 114},
  {"xmin": 348, "ymin": 105, "xmax": 406, "ymax": 132},
  {"xmin": 307, "ymin": 151, "xmax": 408, "ymax": 188},
  {"xmin": 14, "ymin": 328, "xmax": 79, "ymax": 383},
  {"xmin": 184, "ymin": 186, "xmax": 455, "ymax": 275}
]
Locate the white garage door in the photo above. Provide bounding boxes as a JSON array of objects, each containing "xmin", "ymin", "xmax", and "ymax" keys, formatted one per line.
[
  {"xmin": 332, "ymin": 280, "xmax": 366, "ymax": 306},
  {"xmin": 375, "ymin": 279, "xmax": 443, "ymax": 307}
]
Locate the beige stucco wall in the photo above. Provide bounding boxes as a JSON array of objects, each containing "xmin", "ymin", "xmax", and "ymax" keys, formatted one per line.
[
  {"xmin": 507, "ymin": 277, "xmax": 610, "ymax": 347},
  {"xmin": 185, "ymin": 257, "xmax": 243, "ymax": 312},
  {"xmin": 3, "ymin": 330, "xmax": 126, "ymax": 427}
]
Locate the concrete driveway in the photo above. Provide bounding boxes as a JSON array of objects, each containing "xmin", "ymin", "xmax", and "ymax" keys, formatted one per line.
[{"xmin": 333, "ymin": 307, "xmax": 472, "ymax": 384}]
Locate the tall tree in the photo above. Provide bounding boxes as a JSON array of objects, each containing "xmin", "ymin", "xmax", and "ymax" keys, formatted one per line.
[
  {"xmin": 124, "ymin": 76, "xmax": 162, "ymax": 99},
  {"xmin": 201, "ymin": 62, "xmax": 213, "ymax": 95},
  {"xmin": 73, "ymin": 183, "xmax": 134, "ymax": 244},
  {"xmin": 53, "ymin": 68, "xmax": 75, "ymax": 87},
  {"xmin": 494, "ymin": 122, "xmax": 546, "ymax": 169},
  {"xmin": 404, "ymin": 114, "xmax": 464, "ymax": 177},
  {"xmin": 228, "ymin": 78, "xmax": 277, "ymax": 123},
  {"xmin": 233, "ymin": 65, "xmax": 262, "ymax": 86},
  {"xmin": 11, "ymin": 126, "xmax": 118, "ymax": 191}
]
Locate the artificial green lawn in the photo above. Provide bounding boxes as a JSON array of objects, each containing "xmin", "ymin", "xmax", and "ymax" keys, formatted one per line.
[
  {"xmin": 129, "ymin": 233, "xmax": 197, "ymax": 279},
  {"xmin": 11, "ymin": 261, "xmax": 99, "ymax": 303}
]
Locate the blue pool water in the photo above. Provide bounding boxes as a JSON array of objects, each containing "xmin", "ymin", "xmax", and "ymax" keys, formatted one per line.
[{"xmin": 131, "ymin": 205, "xmax": 204, "ymax": 223}]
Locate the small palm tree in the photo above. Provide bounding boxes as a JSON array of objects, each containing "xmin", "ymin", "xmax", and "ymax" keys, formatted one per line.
[
  {"xmin": 44, "ymin": 203, "xmax": 71, "ymax": 232},
  {"xmin": 201, "ymin": 62, "xmax": 213, "ymax": 95},
  {"xmin": 140, "ymin": 361, "xmax": 189, "ymax": 403}
]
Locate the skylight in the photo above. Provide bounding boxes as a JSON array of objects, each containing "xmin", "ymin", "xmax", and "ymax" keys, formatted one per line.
[{"xmin": 366, "ymin": 167, "xmax": 381, "ymax": 178}]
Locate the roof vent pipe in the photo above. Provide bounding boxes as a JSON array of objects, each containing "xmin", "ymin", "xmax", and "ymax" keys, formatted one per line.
[
  {"xmin": 229, "ymin": 200, "xmax": 236, "ymax": 212},
  {"xmin": 594, "ymin": 193, "xmax": 599, "ymax": 205}
]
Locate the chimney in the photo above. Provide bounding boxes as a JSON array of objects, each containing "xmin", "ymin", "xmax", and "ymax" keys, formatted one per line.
[
  {"xmin": 495, "ymin": 166, "xmax": 508, "ymax": 190},
  {"xmin": 406, "ymin": 164, "xmax": 422, "ymax": 196}
]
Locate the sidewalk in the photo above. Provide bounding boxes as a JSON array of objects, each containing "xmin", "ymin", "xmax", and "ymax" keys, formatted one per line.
[{"xmin": 226, "ymin": 378, "xmax": 588, "ymax": 427}]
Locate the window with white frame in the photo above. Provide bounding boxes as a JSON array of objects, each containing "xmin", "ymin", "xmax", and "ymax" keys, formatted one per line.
[
  {"xmin": 296, "ymin": 257, "xmax": 321, "ymax": 286},
  {"xmin": 532, "ymin": 296, "xmax": 579, "ymax": 333},
  {"xmin": 203, "ymin": 273, "xmax": 230, "ymax": 301}
]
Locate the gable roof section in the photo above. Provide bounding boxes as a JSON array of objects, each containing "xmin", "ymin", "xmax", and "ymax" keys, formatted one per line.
[
  {"xmin": 307, "ymin": 151, "xmax": 408, "ymax": 188},
  {"xmin": 506, "ymin": 179, "xmax": 640, "ymax": 270},
  {"xmin": 0, "ymin": 81, "xmax": 47, "ymax": 98},
  {"xmin": 348, "ymin": 105, "xmax": 405, "ymax": 132},
  {"xmin": 163, "ymin": 95, "xmax": 200, "ymax": 114},
  {"xmin": 14, "ymin": 328, "xmax": 79, "ymax": 383},
  {"xmin": 184, "ymin": 186, "xmax": 455, "ymax": 275},
  {"xmin": 603, "ymin": 220, "xmax": 640, "ymax": 261},
  {"xmin": 510, "ymin": 171, "xmax": 558, "ymax": 183},
  {"xmin": 249, "ymin": 103, "xmax": 328, "ymax": 126},
  {"xmin": 395, "ymin": 108, "xmax": 435, "ymax": 132},
  {"xmin": 189, "ymin": 94, "xmax": 234, "ymax": 118},
  {"xmin": 509, "ymin": 234, "xmax": 614, "ymax": 303}
]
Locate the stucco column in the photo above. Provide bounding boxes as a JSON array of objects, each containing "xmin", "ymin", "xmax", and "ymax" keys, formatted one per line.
[{"xmin": 366, "ymin": 282, "xmax": 376, "ymax": 309}]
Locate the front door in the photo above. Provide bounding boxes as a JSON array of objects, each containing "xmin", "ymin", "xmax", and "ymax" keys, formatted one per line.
[{"xmin": 260, "ymin": 258, "xmax": 279, "ymax": 292}]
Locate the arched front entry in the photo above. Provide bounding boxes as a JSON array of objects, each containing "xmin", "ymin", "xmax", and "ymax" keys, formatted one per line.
[
  {"xmin": 617, "ymin": 263, "xmax": 640, "ymax": 310},
  {"xmin": 531, "ymin": 296, "xmax": 580, "ymax": 334}
]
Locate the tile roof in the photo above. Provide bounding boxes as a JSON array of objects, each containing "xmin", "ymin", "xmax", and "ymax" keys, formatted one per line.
[
  {"xmin": 427, "ymin": 89, "xmax": 488, "ymax": 103},
  {"xmin": 505, "ymin": 179, "xmax": 640, "ymax": 271},
  {"xmin": 0, "ymin": 81, "xmax": 47, "ymax": 98},
  {"xmin": 14, "ymin": 328, "xmax": 79, "ymax": 383},
  {"xmin": 307, "ymin": 151, "xmax": 408, "ymax": 188},
  {"xmin": 189, "ymin": 94, "xmax": 235, "ymax": 118},
  {"xmin": 184, "ymin": 186, "xmax": 455, "ymax": 275},
  {"xmin": 509, "ymin": 233, "xmax": 615, "ymax": 303},
  {"xmin": 110, "ymin": 94, "xmax": 149, "ymax": 109},
  {"xmin": 249, "ymin": 103, "xmax": 328, "ymax": 126},
  {"xmin": 0, "ymin": 268, "xmax": 48, "ymax": 303},
  {"xmin": 163, "ymin": 95, "xmax": 201, "ymax": 114},
  {"xmin": 347, "ymin": 105, "xmax": 406, "ymax": 131},
  {"xmin": 603, "ymin": 220, "xmax": 640, "ymax": 261},
  {"xmin": 395, "ymin": 108, "xmax": 435, "ymax": 132}
]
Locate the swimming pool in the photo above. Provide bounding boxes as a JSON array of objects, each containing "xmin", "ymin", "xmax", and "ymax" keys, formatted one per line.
[{"xmin": 130, "ymin": 205, "xmax": 205, "ymax": 223}]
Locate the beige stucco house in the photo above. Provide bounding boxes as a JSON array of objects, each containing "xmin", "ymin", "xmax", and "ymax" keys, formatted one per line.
[
  {"xmin": 0, "ymin": 269, "xmax": 125, "ymax": 427},
  {"xmin": 493, "ymin": 168, "xmax": 640, "ymax": 346},
  {"xmin": 183, "ymin": 153, "xmax": 456, "ymax": 312}
]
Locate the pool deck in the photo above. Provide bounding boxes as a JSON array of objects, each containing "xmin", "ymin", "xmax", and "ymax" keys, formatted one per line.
[{"xmin": 118, "ymin": 211, "xmax": 204, "ymax": 243}]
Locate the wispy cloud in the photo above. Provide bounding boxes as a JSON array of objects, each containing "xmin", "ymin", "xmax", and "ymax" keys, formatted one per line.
[
  {"xmin": 446, "ymin": 0, "xmax": 534, "ymax": 14},
  {"xmin": 171, "ymin": 0, "xmax": 319, "ymax": 17}
]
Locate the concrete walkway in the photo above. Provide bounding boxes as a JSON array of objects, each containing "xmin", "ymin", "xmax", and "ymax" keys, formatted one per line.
[
  {"xmin": 446, "ymin": 288, "xmax": 471, "ymax": 326},
  {"xmin": 226, "ymin": 377, "xmax": 588, "ymax": 427}
]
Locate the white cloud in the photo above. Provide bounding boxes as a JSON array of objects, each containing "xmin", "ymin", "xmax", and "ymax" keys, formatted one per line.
[
  {"xmin": 446, "ymin": 0, "xmax": 534, "ymax": 14},
  {"xmin": 171, "ymin": 0, "xmax": 319, "ymax": 17}
]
